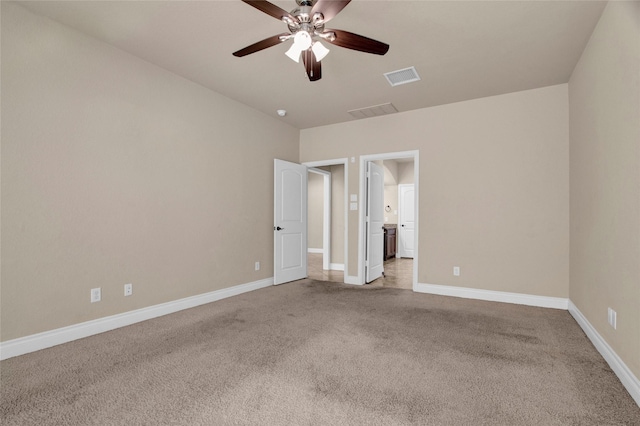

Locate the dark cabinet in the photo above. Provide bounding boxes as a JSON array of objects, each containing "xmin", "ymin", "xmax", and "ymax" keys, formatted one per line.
[{"xmin": 383, "ymin": 225, "xmax": 397, "ymax": 260}]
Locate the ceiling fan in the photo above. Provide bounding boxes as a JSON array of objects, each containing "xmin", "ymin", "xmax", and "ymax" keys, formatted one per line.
[{"xmin": 233, "ymin": 0, "xmax": 389, "ymax": 82}]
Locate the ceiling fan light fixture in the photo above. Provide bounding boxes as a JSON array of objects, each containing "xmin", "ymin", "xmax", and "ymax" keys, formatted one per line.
[
  {"xmin": 285, "ymin": 44, "xmax": 302, "ymax": 62},
  {"xmin": 236, "ymin": 0, "xmax": 390, "ymax": 82},
  {"xmin": 285, "ymin": 31, "xmax": 312, "ymax": 62},
  {"xmin": 311, "ymin": 41, "xmax": 330, "ymax": 61}
]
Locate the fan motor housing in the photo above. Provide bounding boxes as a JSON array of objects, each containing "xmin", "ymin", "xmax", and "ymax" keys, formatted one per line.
[{"xmin": 287, "ymin": 5, "xmax": 327, "ymax": 36}]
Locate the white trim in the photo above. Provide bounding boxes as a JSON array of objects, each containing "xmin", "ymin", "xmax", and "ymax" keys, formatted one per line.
[
  {"xmin": 569, "ymin": 301, "xmax": 640, "ymax": 407},
  {"xmin": 411, "ymin": 283, "xmax": 639, "ymax": 407},
  {"xmin": 329, "ymin": 263, "xmax": 344, "ymax": 271},
  {"xmin": 415, "ymin": 282, "xmax": 569, "ymax": 310},
  {"xmin": 307, "ymin": 248, "xmax": 324, "ymax": 254},
  {"xmin": 344, "ymin": 275, "xmax": 362, "ymax": 285},
  {"xmin": 0, "ymin": 278, "xmax": 273, "ymax": 361}
]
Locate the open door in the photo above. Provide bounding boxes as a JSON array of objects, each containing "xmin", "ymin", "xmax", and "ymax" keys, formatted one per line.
[
  {"xmin": 365, "ymin": 162, "xmax": 384, "ymax": 283},
  {"xmin": 274, "ymin": 159, "xmax": 308, "ymax": 285},
  {"xmin": 398, "ymin": 184, "xmax": 415, "ymax": 258}
]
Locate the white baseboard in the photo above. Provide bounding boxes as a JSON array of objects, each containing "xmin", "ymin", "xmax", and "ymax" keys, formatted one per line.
[
  {"xmin": 0, "ymin": 277, "xmax": 274, "ymax": 361},
  {"xmin": 329, "ymin": 263, "xmax": 344, "ymax": 271},
  {"xmin": 307, "ymin": 248, "xmax": 324, "ymax": 254},
  {"xmin": 569, "ymin": 301, "xmax": 640, "ymax": 407},
  {"xmin": 413, "ymin": 283, "xmax": 637, "ymax": 407},
  {"xmin": 415, "ymin": 282, "xmax": 569, "ymax": 310},
  {"xmin": 344, "ymin": 275, "xmax": 363, "ymax": 285}
]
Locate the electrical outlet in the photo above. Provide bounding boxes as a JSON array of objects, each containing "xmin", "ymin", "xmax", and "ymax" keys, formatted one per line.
[
  {"xmin": 124, "ymin": 283, "xmax": 133, "ymax": 297},
  {"xmin": 255, "ymin": 261, "xmax": 260, "ymax": 271},
  {"xmin": 608, "ymin": 307, "xmax": 617, "ymax": 330},
  {"xmin": 453, "ymin": 266, "xmax": 460, "ymax": 276},
  {"xmin": 91, "ymin": 287, "xmax": 101, "ymax": 303}
]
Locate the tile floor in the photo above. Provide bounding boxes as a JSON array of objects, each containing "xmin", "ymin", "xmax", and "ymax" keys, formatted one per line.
[
  {"xmin": 307, "ymin": 253, "xmax": 413, "ymax": 290},
  {"xmin": 307, "ymin": 253, "xmax": 344, "ymax": 283}
]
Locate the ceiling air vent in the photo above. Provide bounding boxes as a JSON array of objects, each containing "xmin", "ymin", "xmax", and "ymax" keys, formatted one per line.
[
  {"xmin": 384, "ymin": 66, "xmax": 421, "ymax": 87},
  {"xmin": 348, "ymin": 103, "xmax": 398, "ymax": 120}
]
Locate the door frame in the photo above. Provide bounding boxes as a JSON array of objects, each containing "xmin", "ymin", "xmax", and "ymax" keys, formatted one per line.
[
  {"xmin": 358, "ymin": 151, "xmax": 419, "ymax": 289},
  {"xmin": 308, "ymin": 167, "xmax": 331, "ymax": 271},
  {"xmin": 303, "ymin": 158, "xmax": 349, "ymax": 284}
]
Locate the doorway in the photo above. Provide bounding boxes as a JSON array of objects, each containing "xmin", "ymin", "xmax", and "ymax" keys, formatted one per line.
[
  {"xmin": 359, "ymin": 151, "xmax": 419, "ymax": 290},
  {"xmin": 304, "ymin": 159, "xmax": 348, "ymax": 283},
  {"xmin": 308, "ymin": 168, "xmax": 331, "ymax": 271}
]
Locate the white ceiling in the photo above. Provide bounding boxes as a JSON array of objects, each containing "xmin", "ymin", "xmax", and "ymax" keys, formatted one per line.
[{"xmin": 16, "ymin": 0, "xmax": 606, "ymax": 129}]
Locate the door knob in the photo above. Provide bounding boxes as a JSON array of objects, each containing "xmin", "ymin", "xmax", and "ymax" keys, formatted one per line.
[
  {"xmin": 274, "ymin": 226, "xmax": 284, "ymax": 231},
  {"xmin": 401, "ymin": 224, "xmax": 405, "ymax": 227}
]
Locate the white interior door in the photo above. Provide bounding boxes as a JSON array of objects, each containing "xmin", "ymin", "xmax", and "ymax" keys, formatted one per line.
[
  {"xmin": 274, "ymin": 159, "xmax": 307, "ymax": 285},
  {"xmin": 365, "ymin": 162, "xmax": 384, "ymax": 283},
  {"xmin": 398, "ymin": 184, "xmax": 415, "ymax": 258}
]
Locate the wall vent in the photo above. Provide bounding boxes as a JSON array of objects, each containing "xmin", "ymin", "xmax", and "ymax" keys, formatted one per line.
[
  {"xmin": 348, "ymin": 103, "xmax": 398, "ymax": 120},
  {"xmin": 384, "ymin": 66, "xmax": 421, "ymax": 87}
]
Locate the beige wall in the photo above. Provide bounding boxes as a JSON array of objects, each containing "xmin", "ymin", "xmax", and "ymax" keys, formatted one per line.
[
  {"xmin": 383, "ymin": 160, "xmax": 414, "ymax": 225},
  {"xmin": 301, "ymin": 84, "xmax": 569, "ymax": 296},
  {"xmin": 383, "ymin": 160, "xmax": 399, "ymax": 224},
  {"xmin": 569, "ymin": 1, "xmax": 640, "ymax": 379},
  {"xmin": 398, "ymin": 162, "xmax": 415, "ymax": 185},
  {"xmin": 307, "ymin": 172, "xmax": 324, "ymax": 250},
  {"xmin": 384, "ymin": 185, "xmax": 398, "ymax": 225},
  {"xmin": 1, "ymin": 3, "xmax": 299, "ymax": 341},
  {"xmin": 383, "ymin": 160, "xmax": 399, "ymax": 185}
]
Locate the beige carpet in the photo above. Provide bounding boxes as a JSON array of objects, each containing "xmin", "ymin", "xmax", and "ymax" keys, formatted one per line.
[{"xmin": 1, "ymin": 279, "xmax": 639, "ymax": 425}]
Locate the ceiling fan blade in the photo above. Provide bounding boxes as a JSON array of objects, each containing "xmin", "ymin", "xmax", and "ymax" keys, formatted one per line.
[
  {"xmin": 324, "ymin": 29, "xmax": 389, "ymax": 55},
  {"xmin": 233, "ymin": 33, "xmax": 290, "ymax": 57},
  {"xmin": 241, "ymin": 0, "xmax": 296, "ymax": 22},
  {"xmin": 302, "ymin": 49, "xmax": 322, "ymax": 81},
  {"xmin": 311, "ymin": 0, "xmax": 351, "ymax": 23}
]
